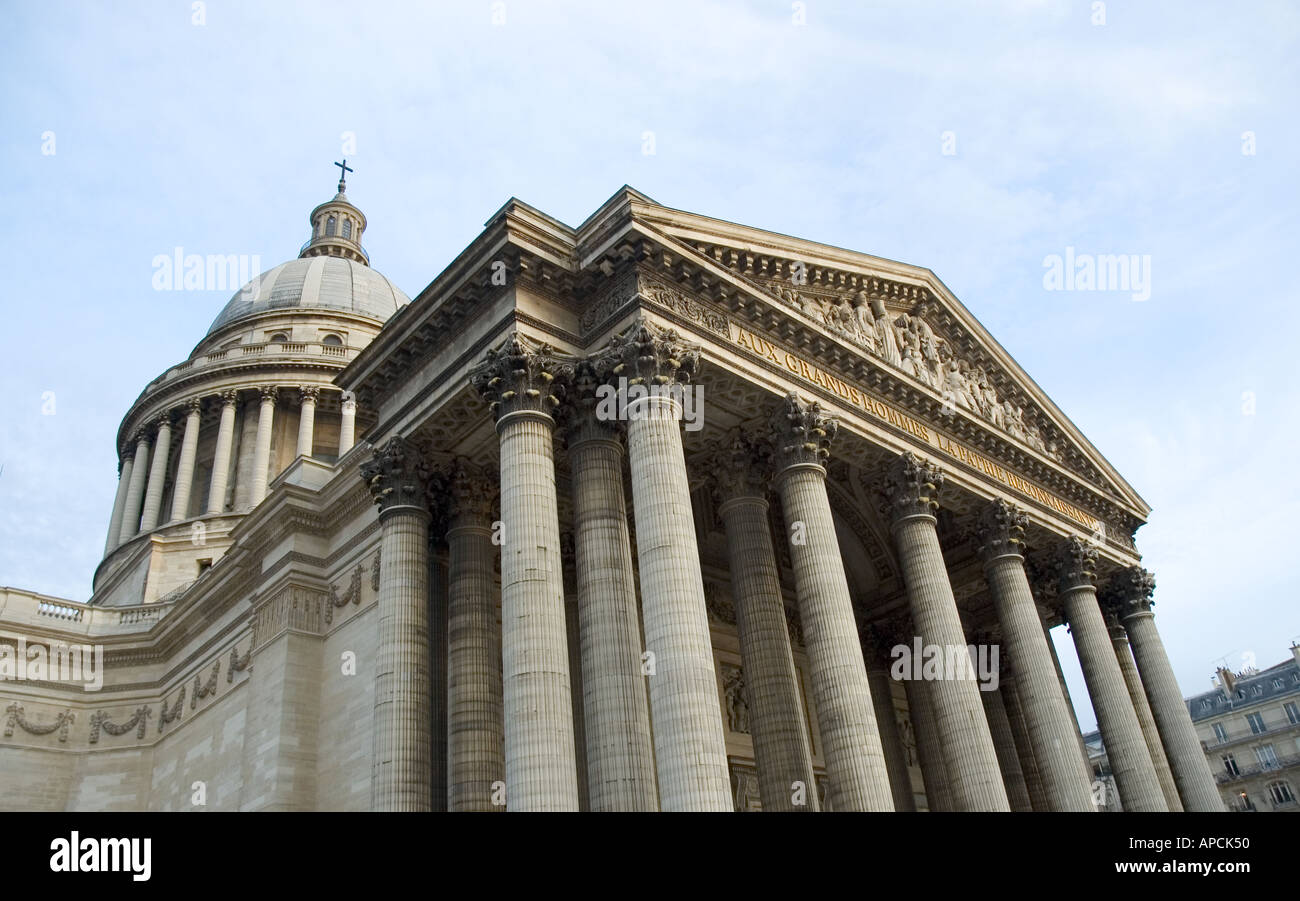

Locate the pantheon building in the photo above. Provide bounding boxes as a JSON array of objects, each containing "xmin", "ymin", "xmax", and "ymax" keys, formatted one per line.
[{"xmin": 0, "ymin": 175, "xmax": 1222, "ymax": 812}]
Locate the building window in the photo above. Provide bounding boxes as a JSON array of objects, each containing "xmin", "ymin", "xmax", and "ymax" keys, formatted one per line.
[
  {"xmin": 1201, "ymin": 700, "xmax": 1212, "ymax": 711},
  {"xmin": 1212, "ymin": 722, "xmax": 1228, "ymax": 743},
  {"xmin": 197, "ymin": 558, "xmax": 212, "ymax": 576},
  {"xmin": 326, "ymin": 215, "xmax": 337, "ymax": 236},
  {"xmin": 1222, "ymin": 754, "xmax": 1240, "ymax": 776},
  {"xmin": 1246, "ymin": 712, "xmax": 1267, "ymax": 734},
  {"xmin": 321, "ymin": 334, "xmax": 343, "ymax": 346},
  {"xmin": 1274, "ymin": 678, "xmax": 1284, "ymax": 690},
  {"xmin": 1267, "ymin": 782, "xmax": 1295, "ymax": 805},
  {"xmin": 1256, "ymin": 745, "xmax": 1279, "ymax": 769},
  {"xmin": 342, "ymin": 218, "xmax": 352, "ymax": 239},
  {"xmin": 269, "ymin": 332, "xmax": 288, "ymax": 343},
  {"xmin": 1285, "ymin": 701, "xmax": 1299, "ymax": 725}
]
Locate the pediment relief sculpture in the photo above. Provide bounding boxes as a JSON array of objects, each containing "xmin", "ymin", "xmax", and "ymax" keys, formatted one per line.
[{"xmin": 767, "ymin": 283, "xmax": 1064, "ymax": 464}]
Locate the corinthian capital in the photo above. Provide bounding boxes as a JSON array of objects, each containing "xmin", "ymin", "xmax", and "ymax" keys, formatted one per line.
[
  {"xmin": 1107, "ymin": 565, "xmax": 1157, "ymax": 620},
  {"xmin": 360, "ymin": 436, "xmax": 432, "ymax": 517},
  {"xmin": 447, "ymin": 458, "xmax": 495, "ymax": 527},
  {"xmin": 710, "ymin": 428, "xmax": 772, "ymax": 502},
  {"xmin": 883, "ymin": 452, "xmax": 943, "ymax": 522},
  {"xmin": 560, "ymin": 357, "xmax": 618, "ymax": 446},
  {"xmin": 770, "ymin": 393, "xmax": 837, "ymax": 473},
  {"xmin": 1054, "ymin": 535, "xmax": 1099, "ymax": 594},
  {"xmin": 590, "ymin": 317, "xmax": 701, "ymax": 388},
  {"xmin": 469, "ymin": 331, "xmax": 575, "ymax": 421},
  {"xmin": 975, "ymin": 498, "xmax": 1029, "ymax": 564},
  {"xmin": 299, "ymin": 385, "xmax": 321, "ymax": 404}
]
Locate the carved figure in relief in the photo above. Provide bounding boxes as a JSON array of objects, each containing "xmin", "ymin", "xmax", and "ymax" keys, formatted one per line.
[
  {"xmin": 870, "ymin": 295, "xmax": 902, "ymax": 366},
  {"xmin": 800, "ymin": 293, "xmax": 828, "ymax": 326},
  {"xmin": 722, "ymin": 665, "xmax": 750, "ymax": 734},
  {"xmin": 851, "ymin": 291, "xmax": 881, "ymax": 354},
  {"xmin": 1003, "ymin": 402, "xmax": 1027, "ymax": 441}
]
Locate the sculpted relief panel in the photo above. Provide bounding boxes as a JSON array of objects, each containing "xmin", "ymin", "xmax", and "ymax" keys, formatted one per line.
[{"xmin": 768, "ymin": 283, "xmax": 1063, "ymax": 462}]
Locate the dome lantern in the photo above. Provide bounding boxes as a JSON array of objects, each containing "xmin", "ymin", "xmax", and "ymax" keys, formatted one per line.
[{"xmin": 300, "ymin": 159, "xmax": 369, "ymax": 265}]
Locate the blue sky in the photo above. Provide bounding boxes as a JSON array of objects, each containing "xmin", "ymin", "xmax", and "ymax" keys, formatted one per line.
[{"xmin": 1, "ymin": 0, "xmax": 1297, "ymax": 732}]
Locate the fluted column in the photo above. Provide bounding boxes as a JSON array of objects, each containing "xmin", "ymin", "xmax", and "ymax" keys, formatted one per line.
[
  {"xmin": 361, "ymin": 436, "xmax": 433, "ymax": 811},
  {"xmin": 563, "ymin": 362, "xmax": 657, "ymax": 811},
  {"xmin": 428, "ymin": 543, "xmax": 449, "ymax": 812},
  {"xmin": 884, "ymin": 453, "xmax": 1008, "ymax": 811},
  {"xmin": 863, "ymin": 622, "xmax": 917, "ymax": 811},
  {"xmin": 338, "ymin": 394, "xmax": 357, "ymax": 455},
  {"xmin": 712, "ymin": 428, "xmax": 818, "ymax": 812},
  {"xmin": 445, "ymin": 460, "xmax": 505, "ymax": 811},
  {"xmin": 1001, "ymin": 669, "xmax": 1048, "ymax": 811},
  {"xmin": 117, "ymin": 430, "xmax": 151, "ymax": 542},
  {"xmin": 138, "ymin": 414, "xmax": 173, "ymax": 532},
  {"xmin": 1113, "ymin": 567, "xmax": 1222, "ymax": 811},
  {"xmin": 470, "ymin": 333, "xmax": 580, "ymax": 811},
  {"xmin": 980, "ymin": 668, "xmax": 1033, "ymax": 811},
  {"xmin": 296, "ymin": 386, "xmax": 318, "ymax": 459},
  {"xmin": 1055, "ymin": 538, "xmax": 1166, "ymax": 811},
  {"xmin": 167, "ymin": 398, "xmax": 203, "ymax": 523},
  {"xmin": 104, "ymin": 450, "xmax": 134, "ymax": 554},
  {"xmin": 902, "ymin": 676, "xmax": 952, "ymax": 811},
  {"xmin": 206, "ymin": 390, "xmax": 238, "ymax": 515},
  {"xmin": 248, "ymin": 387, "xmax": 277, "ymax": 506},
  {"xmin": 975, "ymin": 499, "xmax": 1095, "ymax": 811},
  {"xmin": 1103, "ymin": 608, "xmax": 1182, "ymax": 810},
  {"xmin": 770, "ymin": 393, "xmax": 892, "ymax": 811},
  {"xmin": 591, "ymin": 321, "xmax": 731, "ymax": 811}
]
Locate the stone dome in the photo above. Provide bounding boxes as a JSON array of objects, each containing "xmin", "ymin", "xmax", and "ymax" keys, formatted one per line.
[{"xmin": 206, "ymin": 256, "xmax": 409, "ymax": 336}]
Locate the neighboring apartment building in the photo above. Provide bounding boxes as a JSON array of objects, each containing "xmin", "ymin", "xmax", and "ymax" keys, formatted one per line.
[{"xmin": 1188, "ymin": 644, "xmax": 1300, "ymax": 812}]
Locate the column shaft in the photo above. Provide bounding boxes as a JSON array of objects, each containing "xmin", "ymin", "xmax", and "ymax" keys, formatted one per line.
[
  {"xmin": 338, "ymin": 398, "xmax": 356, "ymax": 455},
  {"xmin": 117, "ymin": 433, "xmax": 151, "ymax": 543},
  {"xmin": 625, "ymin": 396, "xmax": 732, "ymax": 810},
  {"xmin": 1001, "ymin": 670, "xmax": 1048, "ymax": 811},
  {"xmin": 866, "ymin": 669, "xmax": 916, "ymax": 811},
  {"xmin": 1061, "ymin": 582, "xmax": 1166, "ymax": 810},
  {"xmin": 981, "ymin": 685, "xmax": 1033, "ymax": 811},
  {"xmin": 720, "ymin": 493, "xmax": 818, "ymax": 811},
  {"xmin": 1111, "ymin": 625, "xmax": 1183, "ymax": 810},
  {"xmin": 296, "ymin": 389, "xmax": 317, "ymax": 459},
  {"xmin": 446, "ymin": 513, "xmax": 504, "ymax": 811},
  {"xmin": 902, "ymin": 676, "xmax": 952, "ymax": 811},
  {"xmin": 248, "ymin": 389, "xmax": 276, "ymax": 505},
  {"xmin": 428, "ymin": 551, "xmax": 449, "ymax": 811},
  {"xmin": 168, "ymin": 401, "xmax": 202, "ymax": 523},
  {"xmin": 206, "ymin": 392, "xmax": 238, "ymax": 515},
  {"xmin": 372, "ymin": 508, "xmax": 432, "ymax": 810},
  {"xmin": 777, "ymin": 465, "xmax": 893, "ymax": 810},
  {"xmin": 104, "ymin": 453, "xmax": 134, "ymax": 555},
  {"xmin": 980, "ymin": 536, "xmax": 1095, "ymax": 810},
  {"xmin": 893, "ymin": 517, "xmax": 1008, "ymax": 810},
  {"xmin": 1124, "ymin": 611, "xmax": 1222, "ymax": 811},
  {"xmin": 497, "ymin": 410, "xmax": 579, "ymax": 811},
  {"xmin": 139, "ymin": 418, "xmax": 172, "ymax": 532},
  {"xmin": 568, "ymin": 434, "xmax": 657, "ymax": 811}
]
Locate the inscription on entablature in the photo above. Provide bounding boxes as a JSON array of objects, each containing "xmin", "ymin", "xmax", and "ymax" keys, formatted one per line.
[{"xmin": 732, "ymin": 324, "xmax": 1099, "ymax": 531}]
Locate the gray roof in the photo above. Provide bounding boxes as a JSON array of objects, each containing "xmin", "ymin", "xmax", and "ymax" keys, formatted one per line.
[{"xmin": 205, "ymin": 256, "xmax": 409, "ymax": 336}]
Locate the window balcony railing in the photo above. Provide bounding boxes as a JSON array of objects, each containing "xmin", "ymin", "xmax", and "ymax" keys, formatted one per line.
[{"xmin": 1215, "ymin": 753, "xmax": 1300, "ymax": 784}]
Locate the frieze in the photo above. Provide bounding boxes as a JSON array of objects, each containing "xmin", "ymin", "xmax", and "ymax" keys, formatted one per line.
[
  {"xmin": 637, "ymin": 274, "xmax": 730, "ymax": 337},
  {"xmin": 89, "ymin": 706, "xmax": 152, "ymax": 743},
  {"xmin": 191, "ymin": 660, "xmax": 220, "ymax": 708},
  {"xmin": 227, "ymin": 641, "xmax": 252, "ymax": 682},
  {"xmin": 159, "ymin": 686, "xmax": 185, "ymax": 733},
  {"xmin": 4, "ymin": 703, "xmax": 75, "ymax": 742}
]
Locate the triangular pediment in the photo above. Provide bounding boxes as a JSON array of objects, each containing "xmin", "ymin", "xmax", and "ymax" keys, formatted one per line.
[{"xmin": 610, "ymin": 196, "xmax": 1149, "ymax": 526}]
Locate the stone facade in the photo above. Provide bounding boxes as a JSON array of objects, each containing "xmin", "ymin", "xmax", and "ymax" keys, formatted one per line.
[{"xmin": 0, "ymin": 182, "xmax": 1219, "ymax": 812}]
